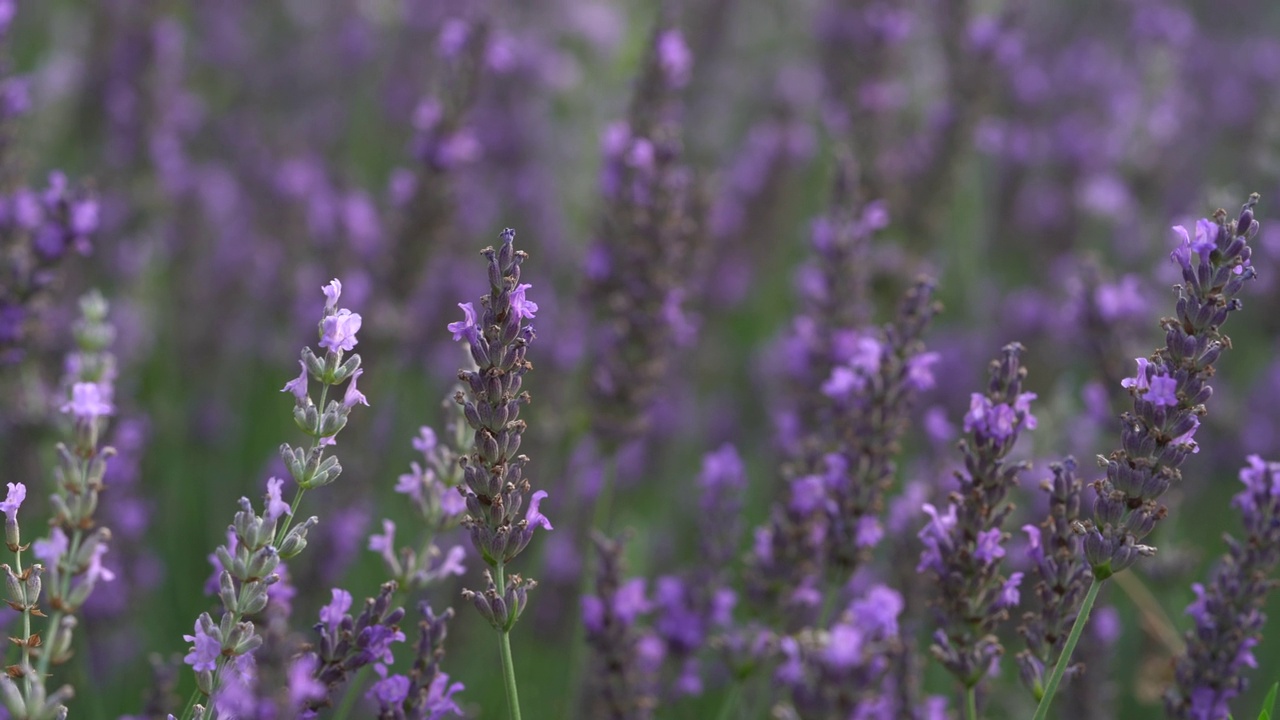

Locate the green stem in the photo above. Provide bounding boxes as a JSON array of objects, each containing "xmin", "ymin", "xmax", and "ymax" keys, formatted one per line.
[
  {"xmin": 965, "ymin": 685, "xmax": 978, "ymax": 720},
  {"xmin": 1031, "ymin": 576, "xmax": 1103, "ymax": 720},
  {"xmin": 273, "ymin": 384, "xmax": 329, "ymax": 548},
  {"xmin": 14, "ymin": 545, "xmax": 31, "ymax": 697},
  {"xmin": 495, "ymin": 562, "xmax": 523, "ymax": 720},
  {"xmin": 713, "ymin": 679, "xmax": 745, "ymax": 720}
]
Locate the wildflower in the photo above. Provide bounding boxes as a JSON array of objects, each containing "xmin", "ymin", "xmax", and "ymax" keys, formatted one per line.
[
  {"xmin": 319, "ymin": 309, "xmax": 362, "ymax": 352},
  {"xmin": 446, "ymin": 302, "xmax": 477, "ymax": 342},
  {"xmin": 61, "ymin": 382, "xmax": 113, "ymax": 420}
]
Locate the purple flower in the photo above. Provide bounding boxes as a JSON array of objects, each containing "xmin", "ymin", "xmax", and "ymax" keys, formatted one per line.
[
  {"xmin": 282, "ymin": 360, "xmax": 309, "ymax": 402},
  {"xmin": 265, "ymin": 477, "xmax": 292, "ymax": 522},
  {"xmin": 368, "ymin": 664, "xmax": 411, "ymax": 704},
  {"xmin": 1146, "ymin": 374, "xmax": 1178, "ymax": 407},
  {"xmin": 413, "ymin": 426, "xmax": 437, "ymax": 454},
  {"xmin": 369, "ymin": 519, "xmax": 397, "ymax": 566},
  {"xmin": 656, "ymin": 29, "xmax": 692, "ymax": 88},
  {"xmin": 906, "ymin": 351, "xmax": 941, "ymax": 391},
  {"xmin": 320, "ymin": 588, "xmax": 353, "ymax": 632},
  {"xmin": 85, "ymin": 543, "xmax": 116, "ymax": 583},
  {"xmin": 526, "ymin": 490, "xmax": 552, "ymax": 531},
  {"xmin": 182, "ymin": 619, "xmax": 221, "ymax": 673},
  {"xmin": 847, "ymin": 586, "xmax": 903, "ymax": 637},
  {"xmin": 997, "ymin": 572, "xmax": 1023, "ymax": 608},
  {"xmin": 917, "ymin": 503, "xmax": 957, "ymax": 573},
  {"xmin": 447, "ymin": 302, "xmax": 478, "ymax": 342},
  {"xmin": 363, "ymin": 624, "xmax": 406, "ymax": 664},
  {"xmin": 319, "ymin": 309, "xmax": 362, "ymax": 353},
  {"xmin": 824, "ymin": 623, "xmax": 865, "ymax": 670},
  {"xmin": 510, "ymin": 283, "xmax": 538, "ymax": 320},
  {"xmin": 289, "ymin": 654, "xmax": 326, "ymax": 705},
  {"xmin": 61, "ymin": 382, "xmax": 113, "ymax": 420},
  {"xmin": 423, "ymin": 672, "xmax": 465, "ymax": 719},
  {"xmin": 34, "ymin": 526, "xmax": 69, "ymax": 565},
  {"xmin": 1120, "ymin": 357, "xmax": 1152, "ymax": 390},
  {"xmin": 322, "ymin": 279, "xmax": 342, "ymax": 310},
  {"xmin": 974, "ymin": 527, "xmax": 1006, "ymax": 564},
  {"xmin": 854, "ymin": 516, "xmax": 883, "ymax": 548},
  {"xmin": 343, "ymin": 368, "xmax": 369, "ymax": 408},
  {"xmin": 0, "ymin": 482, "xmax": 25, "ymax": 523}
]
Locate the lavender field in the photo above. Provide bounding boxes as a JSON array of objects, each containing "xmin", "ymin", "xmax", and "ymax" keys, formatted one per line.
[{"xmin": 3, "ymin": 0, "xmax": 1280, "ymax": 718}]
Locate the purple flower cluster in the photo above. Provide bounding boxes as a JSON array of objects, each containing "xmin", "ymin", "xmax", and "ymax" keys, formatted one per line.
[
  {"xmin": 584, "ymin": 19, "xmax": 703, "ymax": 446},
  {"xmin": 370, "ymin": 422, "xmax": 468, "ymax": 592},
  {"xmin": 1166, "ymin": 456, "xmax": 1280, "ymax": 720},
  {"xmin": 450, "ymin": 227, "xmax": 548, "ymax": 648},
  {"xmin": 302, "ymin": 582, "xmax": 462, "ymax": 718},
  {"xmin": 582, "ymin": 532, "xmax": 659, "ymax": 719},
  {"xmin": 919, "ymin": 342, "xmax": 1036, "ymax": 687},
  {"xmin": 1084, "ymin": 198, "xmax": 1258, "ymax": 579},
  {"xmin": 1015, "ymin": 458, "xmax": 1092, "ymax": 699},
  {"xmin": 0, "ymin": 171, "xmax": 100, "ymax": 363}
]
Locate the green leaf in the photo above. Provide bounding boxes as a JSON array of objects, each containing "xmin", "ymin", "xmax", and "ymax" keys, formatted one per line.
[{"xmin": 1259, "ymin": 682, "xmax": 1279, "ymax": 720}]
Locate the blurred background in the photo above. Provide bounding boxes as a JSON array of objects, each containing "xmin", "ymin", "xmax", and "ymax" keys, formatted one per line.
[{"xmin": 3, "ymin": 0, "xmax": 1280, "ymax": 717}]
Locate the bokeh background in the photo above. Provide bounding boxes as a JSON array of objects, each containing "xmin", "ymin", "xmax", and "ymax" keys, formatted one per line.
[{"xmin": 4, "ymin": 0, "xmax": 1280, "ymax": 717}]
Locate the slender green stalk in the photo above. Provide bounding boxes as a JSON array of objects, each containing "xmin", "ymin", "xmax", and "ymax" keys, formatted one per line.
[
  {"xmin": 1031, "ymin": 576, "xmax": 1103, "ymax": 720},
  {"xmin": 273, "ymin": 385, "xmax": 328, "ymax": 548},
  {"xmin": 965, "ymin": 685, "xmax": 978, "ymax": 720},
  {"xmin": 713, "ymin": 679, "xmax": 745, "ymax": 720},
  {"xmin": 14, "ymin": 545, "xmax": 31, "ymax": 697},
  {"xmin": 495, "ymin": 562, "xmax": 523, "ymax": 720}
]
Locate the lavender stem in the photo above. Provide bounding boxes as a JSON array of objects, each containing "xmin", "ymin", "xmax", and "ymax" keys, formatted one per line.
[
  {"xmin": 1032, "ymin": 576, "xmax": 1102, "ymax": 720},
  {"xmin": 495, "ymin": 560, "xmax": 523, "ymax": 720},
  {"xmin": 965, "ymin": 687, "xmax": 977, "ymax": 720}
]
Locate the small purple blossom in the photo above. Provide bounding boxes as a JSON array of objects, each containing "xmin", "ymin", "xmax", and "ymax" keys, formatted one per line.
[
  {"xmin": 265, "ymin": 477, "xmax": 292, "ymax": 522},
  {"xmin": 322, "ymin": 278, "xmax": 342, "ymax": 310},
  {"xmin": 0, "ymin": 482, "xmax": 24, "ymax": 523},
  {"xmin": 447, "ymin": 302, "xmax": 478, "ymax": 342},
  {"xmin": 319, "ymin": 309, "xmax": 362, "ymax": 352},
  {"xmin": 34, "ymin": 526, "xmax": 69, "ymax": 565},
  {"xmin": 282, "ymin": 360, "xmax": 309, "ymax": 401},
  {"xmin": 289, "ymin": 654, "xmax": 326, "ymax": 705},
  {"xmin": 526, "ymin": 490, "xmax": 552, "ymax": 531},
  {"xmin": 510, "ymin": 283, "xmax": 538, "ymax": 320},
  {"xmin": 62, "ymin": 382, "xmax": 114, "ymax": 420},
  {"xmin": 85, "ymin": 543, "xmax": 116, "ymax": 583},
  {"xmin": 320, "ymin": 588, "xmax": 353, "ymax": 632},
  {"xmin": 343, "ymin": 368, "xmax": 369, "ymax": 408},
  {"xmin": 183, "ymin": 619, "xmax": 221, "ymax": 673},
  {"xmin": 369, "ymin": 519, "xmax": 397, "ymax": 566},
  {"xmin": 974, "ymin": 527, "xmax": 1006, "ymax": 564},
  {"xmin": 1146, "ymin": 374, "xmax": 1178, "ymax": 407}
]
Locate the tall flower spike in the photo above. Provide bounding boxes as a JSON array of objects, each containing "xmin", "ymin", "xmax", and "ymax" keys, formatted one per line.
[
  {"xmin": 1166, "ymin": 456, "xmax": 1280, "ymax": 720},
  {"xmin": 452, "ymin": 228, "xmax": 545, "ymax": 720},
  {"xmin": 1084, "ymin": 196, "xmax": 1259, "ymax": 580},
  {"xmin": 584, "ymin": 17, "xmax": 704, "ymax": 447},
  {"xmin": 1015, "ymin": 458, "xmax": 1092, "ymax": 699},
  {"xmin": 921, "ymin": 342, "xmax": 1035, "ymax": 690}
]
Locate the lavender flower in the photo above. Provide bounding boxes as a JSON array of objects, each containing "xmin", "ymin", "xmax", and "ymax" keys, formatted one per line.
[
  {"xmin": 1015, "ymin": 458, "xmax": 1092, "ymax": 699},
  {"xmin": 1166, "ymin": 456, "xmax": 1280, "ymax": 719},
  {"xmin": 584, "ymin": 18, "xmax": 704, "ymax": 446},
  {"xmin": 582, "ymin": 532, "xmax": 658, "ymax": 720},
  {"xmin": 1084, "ymin": 197, "xmax": 1259, "ymax": 579},
  {"xmin": 449, "ymin": 227, "xmax": 543, "ymax": 717},
  {"xmin": 774, "ymin": 585, "xmax": 910, "ymax": 718},
  {"xmin": 921, "ymin": 342, "xmax": 1035, "ymax": 688},
  {"xmin": 304, "ymin": 582, "xmax": 407, "ymax": 712},
  {"xmin": 173, "ymin": 280, "xmax": 367, "ymax": 714},
  {"xmin": 453, "ymin": 227, "xmax": 545, "ymax": 598}
]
